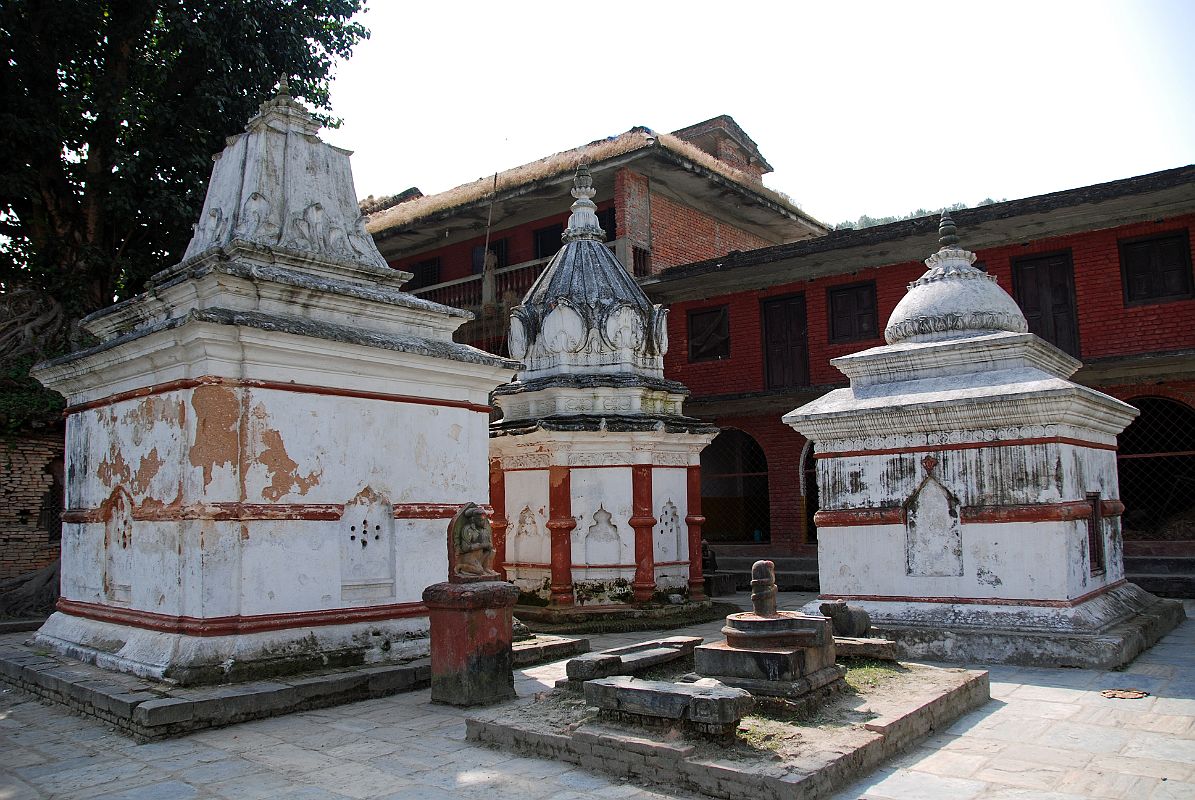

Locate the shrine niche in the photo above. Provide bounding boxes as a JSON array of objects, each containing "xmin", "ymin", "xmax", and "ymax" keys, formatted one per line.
[{"xmin": 904, "ymin": 456, "xmax": 962, "ymax": 578}]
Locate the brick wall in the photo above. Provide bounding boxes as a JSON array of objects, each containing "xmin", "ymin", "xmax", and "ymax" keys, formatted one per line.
[
  {"xmin": 1, "ymin": 433, "xmax": 63, "ymax": 579},
  {"xmin": 972, "ymin": 214, "xmax": 1195, "ymax": 359},
  {"xmin": 615, "ymin": 168, "xmax": 651, "ymax": 249},
  {"xmin": 666, "ymin": 216, "xmax": 1195, "ymax": 399},
  {"xmin": 649, "ymin": 192, "xmax": 772, "ymax": 272}
]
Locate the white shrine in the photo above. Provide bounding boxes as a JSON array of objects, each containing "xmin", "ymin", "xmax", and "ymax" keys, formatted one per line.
[
  {"xmin": 784, "ymin": 212, "xmax": 1184, "ymax": 667},
  {"xmin": 490, "ymin": 166, "xmax": 716, "ymax": 617},
  {"xmin": 31, "ymin": 82, "xmax": 517, "ymax": 682}
]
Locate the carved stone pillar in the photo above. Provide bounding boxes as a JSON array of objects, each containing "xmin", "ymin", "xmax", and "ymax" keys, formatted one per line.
[
  {"xmin": 630, "ymin": 464, "xmax": 657, "ymax": 603},
  {"xmin": 686, "ymin": 464, "xmax": 707, "ymax": 601},
  {"xmin": 489, "ymin": 458, "xmax": 508, "ymax": 581},
  {"xmin": 547, "ymin": 465, "xmax": 575, "ymax": 606}
]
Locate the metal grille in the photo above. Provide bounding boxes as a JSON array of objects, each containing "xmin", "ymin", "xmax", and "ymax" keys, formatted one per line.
[
  {"xmin": 1118, "ymin": 396, "xmax": 1195, "ymax": 540},
  {"xmin": 700, "ymin": 429, "xmax": 771, "ymax": 543}
]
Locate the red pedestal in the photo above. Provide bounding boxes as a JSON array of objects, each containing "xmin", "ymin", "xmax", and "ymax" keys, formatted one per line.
[{"xmin": 421, "ymin": 581, "xmax": 519, "ymax": 706}]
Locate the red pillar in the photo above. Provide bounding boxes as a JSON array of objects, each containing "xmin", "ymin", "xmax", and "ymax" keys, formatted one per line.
[
  {"xmin": 630, "ymin": 464, "xmax": 657, "ymax": 603},
  {"xmin": 686, "ymin": 464, "xmax": 707, "ymax": 601},
  {"xmin": 489, "ymin": 458, "xmax": 508, "ymax": 580},
  {"xmin": 547, "ymin": 465, "xmax": 575, "ymax": 606}
]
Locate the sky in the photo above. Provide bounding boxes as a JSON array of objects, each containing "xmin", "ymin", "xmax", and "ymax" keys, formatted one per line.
[{"xmin": 324, "ymin": 0, "xmax": 1195, "ymax": 227}]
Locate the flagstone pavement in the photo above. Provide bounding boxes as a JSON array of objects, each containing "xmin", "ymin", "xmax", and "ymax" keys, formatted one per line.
[{"xmin": 2, "ymin": 594, "xmax": 1192, "ymax": 800}]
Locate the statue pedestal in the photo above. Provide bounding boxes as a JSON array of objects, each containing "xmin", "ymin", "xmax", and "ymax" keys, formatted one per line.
[{"xmin": 421, "ymin": 581, "xmax": 519, "ymax": 706}]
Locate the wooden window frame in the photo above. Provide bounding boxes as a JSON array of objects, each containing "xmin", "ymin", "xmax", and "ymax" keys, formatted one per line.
[
  {"xmin": 760, "ymin": 293, "xmax": 810, "ymax": 390},
  {"xmin": 596, "ymin": 207, "xmax": 616, "ymax": 241},
  {"xmin": 1118, "ymin": 229, "xmax": 1194, "ymax": 307},
  {"xmin": 407, "ymin": 257, "xmax": 441, "ymax": 291},
  {"xmin": 471, "ymin": 238, "xmax": 508, "ymax": 274},
  {"xmin": 533, "ymin": 223, "xmax": 565, "ymax": 259},
  {"xmin": 1010, "ymin": 249, "xmax": 1081, "ymax": 358},
  {"xmin": 687, "ymin": 305, "xmax": 731, "ymax": 362},
  {"xmin": 826, "ymin": 280, "xmax": 879, "ymax": 344}
]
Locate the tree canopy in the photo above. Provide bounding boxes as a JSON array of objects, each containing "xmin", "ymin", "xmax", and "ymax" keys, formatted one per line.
[
  {"xmin": 0, "ymin": 0, "xmax": 369, "ymax": 431},
  {"xmin": 834, "ymin": 198, "xmax": 1005, "ymax": 231}
]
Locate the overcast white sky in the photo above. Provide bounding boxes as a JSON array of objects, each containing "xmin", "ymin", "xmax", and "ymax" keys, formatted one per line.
[{"xmin": 324, "ymin": 0, "xmax": 1195, "ymax": 226}]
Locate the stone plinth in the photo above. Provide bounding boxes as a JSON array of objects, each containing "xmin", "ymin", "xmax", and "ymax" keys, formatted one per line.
[
  {"xmin": 695, "ymin": 612, "xmax": 845, "ymax": 698},
  {"xmin": 422, "ymin": 581, "xmax": 519, "ymax": 707},
  {"xmin": 694, "ymin": 561, "xmax": 846, "ymax": 698},
  {"xmin": 784, "ymin": 213, "xmax": 1185, "ymax": 667},
  {"xmin": 29, "ymin": 84, "xmax": 517, "ymax": 683},
  {"xmin": 584, "ymin": 676, "xmax": 753, "ymax": 738}
]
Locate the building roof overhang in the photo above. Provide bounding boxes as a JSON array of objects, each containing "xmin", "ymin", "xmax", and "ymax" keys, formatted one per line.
[
  {"xmin": 642, "ymin": 165, "xmax": 1195, "ymax": 304},
  {"xmin": 365, "ymin": 129, "xmax": 827, "ymax": 261}
]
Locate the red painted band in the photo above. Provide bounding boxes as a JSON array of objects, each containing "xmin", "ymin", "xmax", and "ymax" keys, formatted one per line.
[
  {"xmin": 56, "ymin": 597, "xmax": 428, "ymax": 636},
  {"xmin": 503, "ymin": 562, "xmax": 551, "ymax": 569},
  {"xmin": 63, "ymin": 502, "xmax": 468, "ymax": 523},
  {"xmin": 64, "ymin": 375, "xmax": 490, "ymax": 416},
  {"xmin": 961, "ymin": 501, "xmax": 1092, "ymax": 524},
  {"xmin": 815, "ymin": 436, "xmax": 1118, "ymax": 460},
  {"xmin": 819, "ymin": 579, "xmax": 1126, "ymax": 609},
  {"xmin": 814, "ymin": 507, "xmax": 904, "ymax": 526}
]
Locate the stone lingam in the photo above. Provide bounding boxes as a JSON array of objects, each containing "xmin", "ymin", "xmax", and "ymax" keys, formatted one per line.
[{"xmin": 692, "ymin": 560, "xmax": 846, "ymax": 699}]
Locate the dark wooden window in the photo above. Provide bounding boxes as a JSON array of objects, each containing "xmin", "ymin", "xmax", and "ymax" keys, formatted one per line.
[
  {"xmin": 471, "ymin": 238, "xmax": 508, "ymax": 274},
  {"xmin": 632, "ymin": 246, "xmax": 652, "ymax": 278},
  {"xmin": 688, "ymin": 306, "xmax": 730, "ymax": 361},
  {"xmin": 597, "ymin": 207, "xmax": 616, "ymax": 241},
  {"xmin": 827, "ymin": 281, "xmax": 878, "ymax": 343},
  {"xmin": 1013, "ymin": 251, "xmax": 1080, "ymax": 357},
  {"xmin": 1119, "ymin": 230, "xmax": 1193, "ymax": 305},
  {"xmin": 761, "ymin": 294, "xmax": 809, "ymax": 389},
  {"xmin": 407, "ymin": 257, "xmax": 440, "ymax": 291},
  {"xmin": 533, "ymin": 223, "xmax": 564, "ymax": 259},
  {"xmin": 1087, "ymin": 492, "xmax": 1106, "ymax": 576}
]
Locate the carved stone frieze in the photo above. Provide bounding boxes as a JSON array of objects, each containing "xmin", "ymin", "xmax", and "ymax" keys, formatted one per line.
[{"xmin": 503, "ymin": 453, "xmax": 551, "ymax": 470}]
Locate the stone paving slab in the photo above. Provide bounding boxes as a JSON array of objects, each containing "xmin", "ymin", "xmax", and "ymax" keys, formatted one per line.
[
  {"xmin": 1, "ymin": 593, "xmax": 1193, "ymax": 800},
  {"xmin": 0, "ymin": 631, "xmax": 585, "ymax": 741}
]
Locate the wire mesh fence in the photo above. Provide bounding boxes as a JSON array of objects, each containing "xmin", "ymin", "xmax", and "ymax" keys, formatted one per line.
[{"xmin": 1118, "ymin": 396, "xmax": 1195, "ymax": 541}]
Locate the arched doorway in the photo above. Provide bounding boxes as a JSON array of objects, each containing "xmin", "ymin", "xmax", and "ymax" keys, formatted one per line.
[
  {"xmin": 800, "ymin": 439, "xmax": 818, "ymax": 544},
  {"xmin": 1119, "ymin": 396, "xmax": 1195, "ymax": 540},
  {"xmin": 701, "ymin": 429, "xmax": 770, "ymax": 543}
]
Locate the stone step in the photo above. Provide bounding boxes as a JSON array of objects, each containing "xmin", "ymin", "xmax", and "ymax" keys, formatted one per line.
[
  {"xmin": 715, "ymin": 556, "xmax": 820, "ymax": 572},
  {"xmin": 1123, "ymin": 556, "xmax": 1195, "ymax": 575},
  {"xmin": 720, "ymin": 569, "xmax": 820, "ymax": 592},
  {"xmin": 1128, "ymin": 574, "xmax": 1195, "ymax": 598}
]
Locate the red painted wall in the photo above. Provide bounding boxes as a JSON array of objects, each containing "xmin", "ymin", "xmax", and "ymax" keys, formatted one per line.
[{"xmin": 666, "ymin": 216, "xmax": 1195, "ymax": 398}]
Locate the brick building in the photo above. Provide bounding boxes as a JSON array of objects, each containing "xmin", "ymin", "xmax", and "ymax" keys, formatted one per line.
[
  {"xmin": 364, "ymin": 115, "xmax": 827, "ymax": 353},
  {"xmin": 644, "ymin": 165, "xmax": 1195, "ymax": 593}
]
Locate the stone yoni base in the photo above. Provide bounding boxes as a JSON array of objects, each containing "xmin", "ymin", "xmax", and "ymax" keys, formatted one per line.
[
  {"xmin": 423, "ymin": 580, "xmax": 520, "ymax": 707},
  {"xmin": 34, "ymin": 611, "xmax": 430, "ymax": 685}
]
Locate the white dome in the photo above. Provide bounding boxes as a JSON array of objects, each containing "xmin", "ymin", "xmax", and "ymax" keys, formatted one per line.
[{"xmin": 884, "ymin": 214, "xmax": 1028, "ymax": 344}]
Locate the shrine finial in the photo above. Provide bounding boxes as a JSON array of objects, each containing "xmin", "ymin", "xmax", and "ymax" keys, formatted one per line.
[
  {"xmin": 562, "ymin": 163, "xmax": 605, "ymax": 243},
  {"xmin": 938, "ymin": 210, "xmax": 960, "ymax": 249}
]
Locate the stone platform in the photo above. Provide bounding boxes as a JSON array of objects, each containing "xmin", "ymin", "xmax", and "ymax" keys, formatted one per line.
[
  {"xmin": 859, "ymin": 585, "xmax": 1186, "ymax": 669},
  {"xmin": 467, "ymin": 665, "xmax": 990, "ymax": 800},
  {"xmin": 0, "ymin": 631, "xmax": 586, "ymax": 741}
]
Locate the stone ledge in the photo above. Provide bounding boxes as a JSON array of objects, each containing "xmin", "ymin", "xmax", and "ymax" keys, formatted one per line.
[
  {"xmin": 467, "ymin": 667, "xmax": 990, "ymax": 800},
  {"xmin": 0, "ymin": 632, "xmax": 586, "ymax": 742},
  {"xmin": 872, "ymin": 595, "xmax": 1186, "ymax": 669}
]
